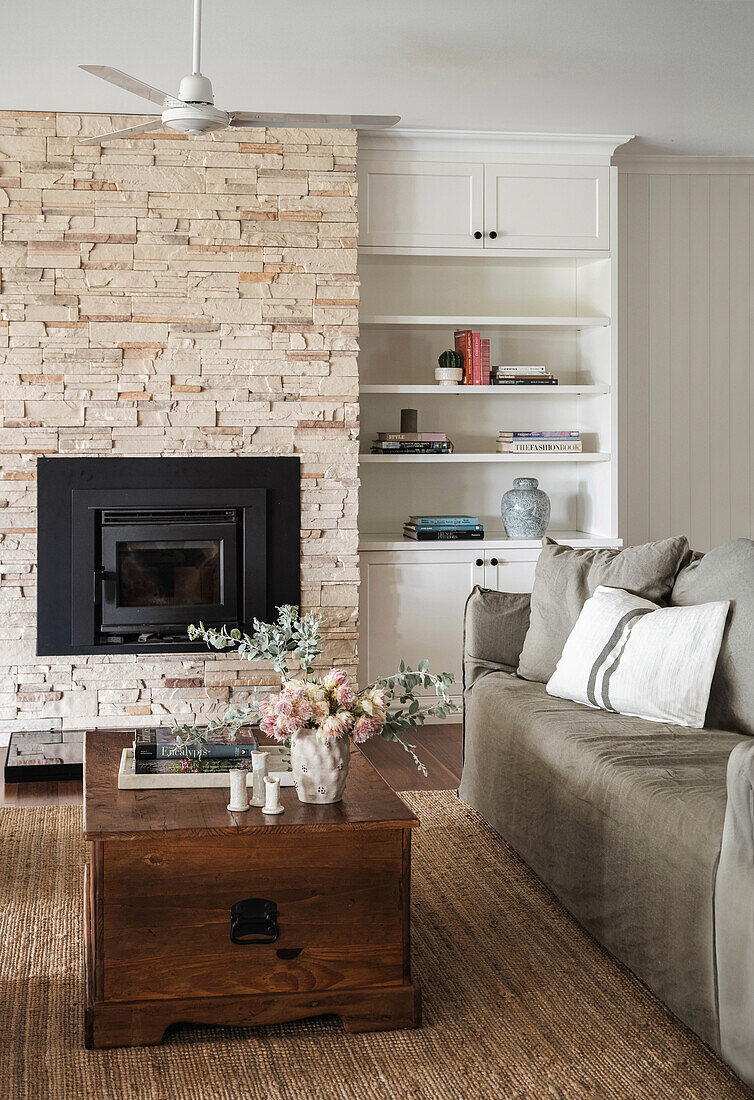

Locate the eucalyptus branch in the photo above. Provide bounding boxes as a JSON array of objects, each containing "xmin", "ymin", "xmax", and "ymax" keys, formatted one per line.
[
  {"xmin": 380, "ymin": 730, "xmax": 428, "ymax": 777},
  {"xmin": 188, "ymin": 604, "xmax": 324, "ymax": 682}
]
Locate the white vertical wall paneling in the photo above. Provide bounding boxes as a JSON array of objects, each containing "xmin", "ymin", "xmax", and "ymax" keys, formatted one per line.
[
  {"xmin": 687, "ymin": 174, "xmax": 712, "ymax": 550},
  {"xmin": 648, "ymin": 174, "xmax": 671, "ymax": 539},
  {"xmin": 620, "ymin": 166, "xmax": 754, "ymax": 552},
  {"xmin": 709, "ymin": 175, "xmax": 731, "ymax": 545},
  {"xmin": 623, "ymin": 174, "xmax": 651, "ymax": 543},
  {"xmin": 668, "ymin": 175, "xmax": 691, "ymax": 538},
  {"xmin": 729, "ymin": 176, "xmax": 751, "ymax": 540}
]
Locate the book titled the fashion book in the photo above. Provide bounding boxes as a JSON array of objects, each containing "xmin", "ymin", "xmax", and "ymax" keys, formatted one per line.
[
  {"xmin": 497, "ymin": 440, "xmax": 583, "ymax": 453},
  {"xmin": 133, "ymin": 727, "xmax": 258, "ymax": 760}
]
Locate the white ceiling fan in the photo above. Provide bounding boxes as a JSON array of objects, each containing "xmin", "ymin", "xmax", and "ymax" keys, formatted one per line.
[{"xmin": 78, "ymin": 0, "xmax": 400, "ymax": 143}]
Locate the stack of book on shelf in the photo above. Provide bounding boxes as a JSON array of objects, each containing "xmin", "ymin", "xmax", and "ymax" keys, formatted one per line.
[
  {"xmin": 133, "ymin": 727, "xmax": 257, "ymax": 774},
  {"xmin": 372, "ymin": 432, "xmax": 453, "ymax": 455},
  {"xmin": 403, "ymin": 515, "xmax": 484, "ymax": 541},
  {"xmin": 454, "ymin": 330, "xmax": 490, "ymax": 385},
  {"xmin": 492, "ymin": 366, "xmax": 558, "ymax": 386},
  {"xmin": 497, "ymin": 430, "xmax": 582, "ymax": 454}
]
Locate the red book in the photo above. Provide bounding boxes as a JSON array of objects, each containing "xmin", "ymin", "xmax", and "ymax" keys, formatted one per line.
[
  {"xmin": 471, "ymin": 331, "xmax": 482, "ymax": 385},
  {"xmin": 454, "ymin": 329, "xmax": 473, "ymax": 385},
  {"xmin": 481, "ymin": 338, "xmax": 490, "ymax": 385}
]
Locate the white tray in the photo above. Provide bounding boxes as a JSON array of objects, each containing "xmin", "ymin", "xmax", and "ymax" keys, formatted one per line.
[{"xmin": 117, "ymin": 747, "xmax": 294, "ymax": 789}]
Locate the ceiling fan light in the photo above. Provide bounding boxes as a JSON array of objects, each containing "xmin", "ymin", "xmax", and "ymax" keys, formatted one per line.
[{"xmin": 161, "ymin": 104, "xmax": 229, "ymax": 134}]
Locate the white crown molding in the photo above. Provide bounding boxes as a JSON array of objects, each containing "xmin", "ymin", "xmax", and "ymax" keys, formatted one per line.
[
  {"xmin": 615, "ymin": 154, "xmax": 754, "ymax": 174},
  {"xmin": 358, "ymin": 128, "xmax": 634, "ymax": 161}
]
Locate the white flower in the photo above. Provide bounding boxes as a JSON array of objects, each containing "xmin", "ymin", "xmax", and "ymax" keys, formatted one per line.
[{"xmin": 361, "ymin": 686, "xmax": 387, "ymax": 720}]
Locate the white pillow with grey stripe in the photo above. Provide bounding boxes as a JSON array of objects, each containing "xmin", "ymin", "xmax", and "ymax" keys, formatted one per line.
[{"xmin": 546, "ymin": 585, "xmax": 729, "ymax": 727}]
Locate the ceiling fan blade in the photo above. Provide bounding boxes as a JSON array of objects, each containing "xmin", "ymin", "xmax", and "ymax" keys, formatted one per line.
[
  {"xmin": 79, "ymin": 65, "xmax": 181, "ymax": 108},
  {"xmin": 78, "ymin": 120, "xmax": 165, "ymax": 144},
  {"xmin": 228, "ymin": 111, "xmax": 401, "ymax": 130}
]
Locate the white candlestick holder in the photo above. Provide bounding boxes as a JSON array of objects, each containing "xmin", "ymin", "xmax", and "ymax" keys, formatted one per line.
[
  {"xmin": 262, "ymin": 774, "xmax": 284, "ymax": 815},
  {"xmin": 227, "ymin": 767, "xmax": 250, "ymax": 813},
  {"xmin": 249, "ymin": 750, "xmax": 269, "ymax": 808}
]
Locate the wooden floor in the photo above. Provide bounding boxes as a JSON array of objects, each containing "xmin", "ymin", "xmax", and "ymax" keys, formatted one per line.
[{"xmin": 0, "ymin": 724, "xmax": 463, "ymax": 807}]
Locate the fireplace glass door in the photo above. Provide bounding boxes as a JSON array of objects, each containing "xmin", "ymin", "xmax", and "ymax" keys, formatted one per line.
[{"xmin": 99, "ymin": 514, "xmax": 239, "ymax": 636}]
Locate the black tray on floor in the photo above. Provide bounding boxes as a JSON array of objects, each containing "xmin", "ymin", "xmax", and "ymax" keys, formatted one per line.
[{"xmin": 4, "ymin": 729, "xmax": 84, "ymax": 783}]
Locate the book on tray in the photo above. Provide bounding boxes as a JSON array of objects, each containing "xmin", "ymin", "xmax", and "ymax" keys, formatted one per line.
[
  {"xmin": 497, "ymin": 430, "xmax": 582, "ymax": 453},
  {"xmin": 133, "ymin": 727, "xmax": 258, "ymax": 761},
  {"xmin": 134, "ymin": 756, "xmax": 257, "ymax": 775},
  {"xmin": 403, "ymin": 515, "xmax": 484, "ymax": 541}
]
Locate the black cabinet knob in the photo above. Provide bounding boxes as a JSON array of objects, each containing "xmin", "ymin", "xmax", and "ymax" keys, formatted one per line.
[
  {"xmin": 475, "ymin": 558, "xmax": 484, "ymax": 567},
  {"xmin": 488, "ymin": 231, "xmax": 498, "ymax": 240},
  {"xmin": 473, "ymin": 231, "xmax": 483, "ymax": 240},
  {"xmin": 490, "ymin": 557, "xmax": 499, "ymax": 566}
]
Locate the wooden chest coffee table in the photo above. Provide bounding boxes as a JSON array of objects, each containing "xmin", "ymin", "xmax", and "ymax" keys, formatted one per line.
[{"xmin": 83, "ymin": 730, "xmax": 421, "ymax": 1048}]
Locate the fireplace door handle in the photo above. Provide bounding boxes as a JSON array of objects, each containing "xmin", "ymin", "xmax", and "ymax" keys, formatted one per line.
[{"xmin": 94, "ymin": 568, "xmax": 117, "ymax": 604}]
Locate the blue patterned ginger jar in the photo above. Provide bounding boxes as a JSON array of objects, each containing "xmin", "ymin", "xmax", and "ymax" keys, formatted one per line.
[{"xmin": 501, "ymin": 477, "xmax": 551, "ymax": 538}]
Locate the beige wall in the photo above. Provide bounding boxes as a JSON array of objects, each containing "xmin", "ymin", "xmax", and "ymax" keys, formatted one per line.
[
  {"xmin": 618, "ymin": 161, "xmax": 754, "ymax": 553},
  {"xmin": 0, "ymin": 112, "xmax": 359, "ymax": 725}
]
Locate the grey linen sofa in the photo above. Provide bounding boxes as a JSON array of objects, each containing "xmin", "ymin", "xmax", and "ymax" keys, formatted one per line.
[{"xmin": 458, "ymin": 538, "xmax": 754, "ymax": 1086}]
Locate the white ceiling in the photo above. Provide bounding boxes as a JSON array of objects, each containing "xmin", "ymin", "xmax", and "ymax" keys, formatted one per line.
[{"xmin": 3, "ymin": 0, "xmax": 754, "ymax": 156}]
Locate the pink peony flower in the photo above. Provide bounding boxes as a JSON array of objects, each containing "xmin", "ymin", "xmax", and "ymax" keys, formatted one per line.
[
  {"xmin": 322, "ymin": 667, "xmax": 349, "ymax": 691},
  {"xmin": 335, "ymin": 682, "xmax": 356, "ymax": 708},
  {"xmin": 353, "ymin": 715, "xmax": 383, "ymax": 744}
]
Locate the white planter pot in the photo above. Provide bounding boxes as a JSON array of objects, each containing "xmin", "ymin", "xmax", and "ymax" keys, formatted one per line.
[
  {"xmin": 435, "ymin": 366, "xmax": 464, "ymax": 387},
  {"xmin": 290, "ymin": 729, "xmax": 351, "ymax": 804}
]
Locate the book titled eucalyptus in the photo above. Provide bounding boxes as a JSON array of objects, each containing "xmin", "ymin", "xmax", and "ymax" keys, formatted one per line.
[{"xmin": 133, "ymin": 727, "xmax": 257, "ymax": 760}]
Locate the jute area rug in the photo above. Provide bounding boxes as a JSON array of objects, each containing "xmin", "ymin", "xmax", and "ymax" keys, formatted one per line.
[{"xmin": 1, "ymin": 793, "xmax": 750, "ymax": 1100}]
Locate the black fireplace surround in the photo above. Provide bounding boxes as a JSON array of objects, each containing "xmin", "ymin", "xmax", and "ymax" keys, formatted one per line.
[{"xmin": 37, "ymin": 457, "xmax": 300, "ymax": 656}]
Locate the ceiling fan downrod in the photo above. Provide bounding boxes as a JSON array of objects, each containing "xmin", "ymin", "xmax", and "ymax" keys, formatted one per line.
[{"xmin": 178, "ymin": 0, "xmax": 214, "ymax": 105}]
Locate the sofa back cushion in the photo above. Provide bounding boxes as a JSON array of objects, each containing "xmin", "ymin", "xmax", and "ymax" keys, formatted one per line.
[
  {"xmin": 671, "ymin": 538, "xmax": 754, "ymax": 735},
  {"xmin": 464, "ymin": 586, "xmax": 531, "ymax": 689},
  {"xmin": 518, "ymin": 536, "xmax": 692, "ymax": 684}
]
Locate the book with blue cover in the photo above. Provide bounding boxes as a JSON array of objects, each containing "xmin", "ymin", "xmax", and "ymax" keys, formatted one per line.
[
  {"xmin": 133, "ymin": 727, "xmax": 258, "ymax": 760},
  {"xmin": 408, "ymin": 515, "xmax": 481, "ymax": 527}
]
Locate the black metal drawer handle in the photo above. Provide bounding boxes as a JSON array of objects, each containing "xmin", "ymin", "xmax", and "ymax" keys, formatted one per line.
[{"xmin": 230, "ymin": 897, "xmax": 279, "ymax": 944}]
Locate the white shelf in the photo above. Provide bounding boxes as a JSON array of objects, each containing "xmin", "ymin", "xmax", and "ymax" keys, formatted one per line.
[
  {"xmin": 360, "ymin": 315, "xmax": 610, "ymax": 328},
  {"xmin": 359, "ymin": 530, "xmax": 622, "ymax": 552},
  {"xmin": 360, "ymin": 452, "xmax": 611, "ymax": 464},
  {"xmin": 360, "ymin": 384, "xmax": 609, "ymax": 396}
]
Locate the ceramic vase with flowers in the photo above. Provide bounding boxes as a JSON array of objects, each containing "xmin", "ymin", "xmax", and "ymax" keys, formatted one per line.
[{"xmin": 172, "ymin": 606, "xmax": 456, "ymax": 804}]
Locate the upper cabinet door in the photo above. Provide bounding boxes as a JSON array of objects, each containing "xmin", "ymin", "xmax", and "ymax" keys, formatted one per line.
[
  {"xmin": 358, "ymin": 158, "xmax": 485, "ymax": 249},
  {"xmin": 484, "ymin": 164, "xmax": 610, "ymax": 250}
]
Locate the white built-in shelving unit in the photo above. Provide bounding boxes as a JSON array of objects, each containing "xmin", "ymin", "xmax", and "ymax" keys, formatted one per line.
[{"xmin": 356, "ymin": 129, "xmax": 632, "ymax": 699}]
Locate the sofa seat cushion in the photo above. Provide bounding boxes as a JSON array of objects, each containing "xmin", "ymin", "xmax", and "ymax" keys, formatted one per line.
[{"xmin": 459, "ymin": 673, "xmax": 746, "ymax": 1050}]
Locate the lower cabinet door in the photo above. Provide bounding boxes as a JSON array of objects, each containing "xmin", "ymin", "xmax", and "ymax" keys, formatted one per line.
[
  {"xmin": 483, "ymin": 551, "xmax": 538, "ymax": 593},
  {"xmin": 359, "ymin": 550, "xmax": 486, "ymax": 697}
]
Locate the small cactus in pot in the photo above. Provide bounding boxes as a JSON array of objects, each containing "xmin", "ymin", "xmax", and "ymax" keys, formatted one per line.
[{"xmin": 435, "ymin": 348, "xmax": 465, "ymax": 386}]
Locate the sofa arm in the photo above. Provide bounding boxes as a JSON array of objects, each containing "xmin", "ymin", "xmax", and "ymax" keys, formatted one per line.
[{"xmin": 463, "ymin": 586, "xmax": 531, "ymax": 690}]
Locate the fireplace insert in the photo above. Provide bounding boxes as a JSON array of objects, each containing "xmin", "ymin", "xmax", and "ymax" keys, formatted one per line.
[{"xmin": 37, "ymin": 457, "xmax": 300, "ymax": 655}]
